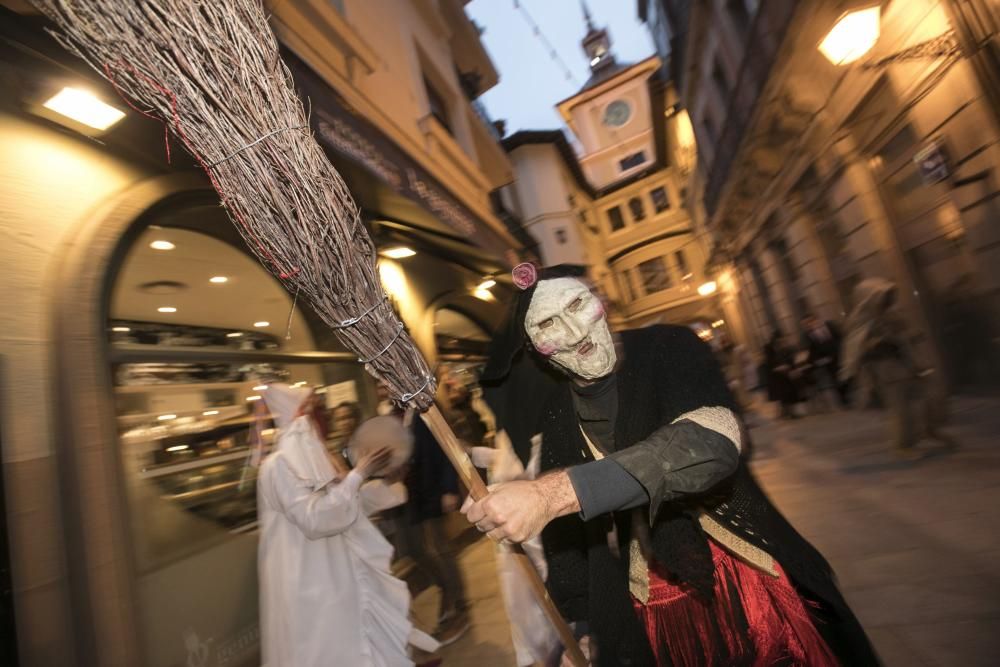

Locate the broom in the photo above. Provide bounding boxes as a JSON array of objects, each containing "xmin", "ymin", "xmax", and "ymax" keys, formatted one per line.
[{"xmin": 30, "ymin": 1, "xmax": 585, "ymax": 663}]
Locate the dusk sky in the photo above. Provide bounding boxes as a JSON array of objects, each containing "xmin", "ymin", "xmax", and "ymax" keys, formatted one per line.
[{"xmin": 466, "ymin": 0, "xmax": 655, "ymax": 136}]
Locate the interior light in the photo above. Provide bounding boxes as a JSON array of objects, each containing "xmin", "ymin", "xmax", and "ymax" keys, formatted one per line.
[
  {"xmin": 209, "ymin": 276, "xmax": 229, "ymax": 284},
  {"xmin": 226, "ymin": 332, "xmax": 243, "ymax": 338},
  {"xmin": 476, "ymin": 278, "xmax": 497, "ymax": 291},
  {"xmin": 150, "ymin": 240, "xmax": 175, "ymax": 251},
  {"xmin": 252, "ymin": 385, "xmax": 268, "ymax": 392},
  {"xmin": 473, "ymin": 288, "xmax": 494, "ymax": 302},
  {"xmin": 253, "ymin": 321, "xmax": 270, "ymax": 328},
  {"xmin": 157, "ymin": 306, "xmax": 177, "ymax": 313},
  {"xmin": 697, "ymin": 281, "xmax": 718, "ymax": 296},
  {"xmin": 202, "ymin": 410, "xmax": 220, "ymax": 416},
  {"xmin": 157, "ymin": 414, "xmax": 177, "ymax": 421},
  {"xmin": 292, "ymin": 381, "xmax": 308, "ymax": 388},
  {"xmin": 819, "ymin": 6, "xmax": 881, "ymax": 65},
  {"xmin": 380, "ymin": 246, "xmax": 416, "ymax": 259},
  {"xmin": 166, "ymin": 444, "xmax": 189, "ymax": 452},
  {"xmin": 111, "ymin": 326, "xmax": 130, "ymax": 333},
  {"xmin": 246, "ymin": 395, "xmax": 262, "ymax": 402},
  {"xmin": 42, "ymin": 87, "xmax": 125, "ymax": 131},
  {"xmin": 711, "ymin": 319, "xmax": 726, "ymax": 328}
]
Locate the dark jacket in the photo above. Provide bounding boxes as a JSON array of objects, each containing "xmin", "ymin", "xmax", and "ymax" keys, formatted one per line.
[{"xmin": 404, "ymin": 416, "xmax": 459, "ymax": 523}]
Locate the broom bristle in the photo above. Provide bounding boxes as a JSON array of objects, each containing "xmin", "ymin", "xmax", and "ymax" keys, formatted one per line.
[{"xmin": 32, "ymin": 0, "xmax": 436, "ymax": 408}]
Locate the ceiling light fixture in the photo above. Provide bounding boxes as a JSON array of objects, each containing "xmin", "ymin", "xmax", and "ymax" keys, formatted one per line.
[
  {"xmin": 209, "ymin": 276, "xmax": 229, "ymax": 283},
  {"xmin": 150, "ymin": 240, "xmax": 175, "ymax": 251},
  {"xmin": 476, "ymin": 278, "xmax": 497, "ymax": 291},
  {"xmin": 246, "ymin": 395, "xmax": 262, "ymax": 402},
  {"xmin": 226, "ymin": 332, "xmax": 243, "ymax": 338},
  {"xmin": 157, "ymin": 306, "xmax": 177, "ymax": 313},
  {"xmin": 157, "ymin": 414, "xmax": 177, "ymax": 421},
  {"xmin": 111, "ymin": 326, "xmax": 131, "ymax": 333},
  {"xmin": 166, "ymin": 444, "xmax": 189, "ymax": 452},
  {"xmin": 42, "ymin": 87, "xmax": 125, "ymax": 131},
  {"xmin": 202, "ymin": 410, "xmax": 220, "ymax": 416},
  {"xmin": 253, "ymin": 321, "xmax": 270, "ymax": 328},
  {"xmin": 697, "ymin": 281, "xmax": 718, "ymax": 297},
  {"xmin": 380, "ymin": 246, "xmax": 416, "ymax": 259},
  {"xmin": 252, "ymin": 385, "xmax": 268, "ymax": 392}
]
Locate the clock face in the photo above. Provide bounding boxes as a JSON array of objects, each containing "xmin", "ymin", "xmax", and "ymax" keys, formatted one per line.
[{"xmin": 603, "ymin": 100, "xmax": 631, "ymax": 128}]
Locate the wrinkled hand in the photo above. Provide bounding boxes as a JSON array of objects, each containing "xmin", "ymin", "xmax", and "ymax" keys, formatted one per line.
[
  {"xmin": 354, "ymin": 446, "xmax": 392, "ymax": 480},
  {"xmin": 461, "ymin": 480, "xmax": 552, "ymax": 543},
  {"xmin": 441, "ymin": 492, "xmax": 460, "ymax": 514},
  {"xmin": 462, "ymin": 471, "xmax": 579, "ymax": 543}
]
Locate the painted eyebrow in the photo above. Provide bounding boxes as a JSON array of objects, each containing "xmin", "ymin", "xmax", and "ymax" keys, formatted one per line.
[{"xmin": 528, "ymin": 290, "xmax": 591, "ymax": 325}]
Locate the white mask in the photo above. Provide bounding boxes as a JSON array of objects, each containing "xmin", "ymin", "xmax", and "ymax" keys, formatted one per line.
[{"xmin": 525, "ymin": 277, "xmax": 616, "ymax": 380}]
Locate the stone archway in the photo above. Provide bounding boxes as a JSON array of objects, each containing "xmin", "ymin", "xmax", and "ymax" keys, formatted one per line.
[{"xmin": 49, "ymin": 172, "xmax": 215, "ymax": 667}]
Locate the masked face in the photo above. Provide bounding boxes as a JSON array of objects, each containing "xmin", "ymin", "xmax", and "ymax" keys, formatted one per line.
[{"xmin": 525, "ymin": 277, "xmax": 616, "ymax": 380}]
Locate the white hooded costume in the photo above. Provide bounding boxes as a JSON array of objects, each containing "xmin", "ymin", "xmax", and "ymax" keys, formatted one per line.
[{"xmin": 257, "ymin": 384, "xmax": 436, "ymax": 666}]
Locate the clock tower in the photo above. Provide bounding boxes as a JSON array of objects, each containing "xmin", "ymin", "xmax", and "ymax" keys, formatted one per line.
[{"xmin": 557, "ymin": 3, "xmax": 660, "ymax": 190}]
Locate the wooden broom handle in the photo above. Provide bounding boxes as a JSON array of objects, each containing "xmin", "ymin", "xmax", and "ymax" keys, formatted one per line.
[{"xmin": 421, "ymin": 406, "xmax": 588, "ymax": 667}]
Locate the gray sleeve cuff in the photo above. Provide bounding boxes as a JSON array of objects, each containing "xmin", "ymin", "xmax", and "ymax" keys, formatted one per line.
[{"xmin": 567, "ymin": 458, "xmax": 649, "ymax": 521}]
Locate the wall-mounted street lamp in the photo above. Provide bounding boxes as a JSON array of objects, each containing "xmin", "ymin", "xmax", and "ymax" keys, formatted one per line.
[{"xmin": 819, "ymin": 5, "xmax": 881, "ymax": 65}]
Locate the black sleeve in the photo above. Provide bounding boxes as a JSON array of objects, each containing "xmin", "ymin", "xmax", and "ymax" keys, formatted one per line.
[
  {"xmin": 607, "ymin": 420, "xmax": 739, "ymax": 523},
  {"xmin": 567, "ymin": 458, "xmax": 648, "ymax": 520}
]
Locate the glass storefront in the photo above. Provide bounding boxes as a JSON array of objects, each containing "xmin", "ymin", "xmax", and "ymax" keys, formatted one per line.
[{"xmin": 107, "ymin": 219, "xmax": 373, "ymax": 667}]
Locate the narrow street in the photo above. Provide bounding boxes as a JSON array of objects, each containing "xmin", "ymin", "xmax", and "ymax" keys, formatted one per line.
[{"xmin": 425, "ymin": 397, "xmax": 1000, "ymax": 666}]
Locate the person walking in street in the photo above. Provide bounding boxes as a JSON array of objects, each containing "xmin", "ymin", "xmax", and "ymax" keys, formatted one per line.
[
  {"xmin": 840, "ymin": 278, "xmax": 954, "ymax": 459},
  {"xmin": 764, "ymin": 332, "xmax": 804, "ymax": 419},
  {"xmin": 801, "ymin": 313, "xmax": 849, "ymax": 410},
  {"xmin": 377, "ymin": 383, "xmax": 472, "ymax": 646}
]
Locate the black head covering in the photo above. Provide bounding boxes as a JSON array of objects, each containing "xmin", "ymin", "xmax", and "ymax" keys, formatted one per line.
[{"xmin": 481, "ymin": 264, "xmax": 588, "ymax": 463}]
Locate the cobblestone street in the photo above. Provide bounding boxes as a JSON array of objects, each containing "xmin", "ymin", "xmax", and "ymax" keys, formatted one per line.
[{"xmin": 423, "ymin": 397, "xmax": 1000, "ymax": 666}]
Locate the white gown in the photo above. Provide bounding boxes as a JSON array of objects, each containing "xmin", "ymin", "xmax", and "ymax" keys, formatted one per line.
[{"xmin": 257, "ymin": 385, "xmax": 434, "ymax": 667}]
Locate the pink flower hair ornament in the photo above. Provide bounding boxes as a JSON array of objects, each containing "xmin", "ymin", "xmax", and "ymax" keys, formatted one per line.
[{"xmin": 511, "ymin": 262, "xmax": 538, "ymax": 291}]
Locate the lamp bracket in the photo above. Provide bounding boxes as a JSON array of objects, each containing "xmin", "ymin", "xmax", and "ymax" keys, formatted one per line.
[{"xmin": 862, "ymin": 30, "xmax": 960, "ymax": 69}]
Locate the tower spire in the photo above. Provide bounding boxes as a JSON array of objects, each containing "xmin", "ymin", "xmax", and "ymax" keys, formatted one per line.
[{"xmin": 581, "ymin": 0, "xmax": 595, "ymax": 33}]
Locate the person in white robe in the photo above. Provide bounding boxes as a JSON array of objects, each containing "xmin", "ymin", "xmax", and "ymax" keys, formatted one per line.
[{"xmin": 257, "ymin": 383, "xmax": 438, "ymax": 666}]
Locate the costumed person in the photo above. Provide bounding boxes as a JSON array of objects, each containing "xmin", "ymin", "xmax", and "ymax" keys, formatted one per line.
[
  {"xmin": 463, "ymin": 264, "xmax": 879, "ymax": 666},
  {"xmin": 469, "ymin": 431, "xmax": 562, "ymax": 666},
  {"xmin": 840, "ymin": 278, "xmax": 954, "ymax": 459},
  {"xmin": 257, "ymin": 383, "xmax": 438, "ymax": 667}
]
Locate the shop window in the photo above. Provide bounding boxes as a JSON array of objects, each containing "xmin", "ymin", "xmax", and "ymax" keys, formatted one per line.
[
  {"xmin": 619, "ymin": 151, "xmax": 647, "ymax": 171},
  {"xmin": 629, "ymin": 197, "xmax": 646, "ymax": 222},
  {"xmin": 607, "ymin": 205, "xmax": 626, "ymax": 232},
  {"xmin": 424, "ymin": 75, "xmax": 452, "ymax": 134},
  {"xmin": 650, "ymin": 186, "xmax": 671, "ymax": 213},
  {"xmin": 637, "ymin": 257, "xmax": 672, "ymax": 294},
  {"xmin": 555, "ymin": 228, "xmax": 568, "ymax": 244},
  {"xmin": 675, "ymin": 249, "xmax": 691, "ymax": 279},
  {"xmin": 108, "ymin": 218, "xmax": 374, "ymax": 665}
]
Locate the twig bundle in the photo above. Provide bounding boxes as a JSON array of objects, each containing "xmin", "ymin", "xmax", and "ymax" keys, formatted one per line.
[{"xmin": 32, "ymin": 0, "xmax": 435, "ymax": 408}]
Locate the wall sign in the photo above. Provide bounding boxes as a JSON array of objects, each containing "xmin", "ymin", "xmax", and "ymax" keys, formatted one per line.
[{"xmin": 914, "ymin": 139, "xmax": 949, "ymax": 185}]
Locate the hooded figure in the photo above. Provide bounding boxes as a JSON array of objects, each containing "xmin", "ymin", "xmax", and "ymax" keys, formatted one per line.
[
  {"xmin": 463, "ymin": 265, "xmax": 878, "ymax": 666},
  {"xmin": 840, "ymin": 279, "xmax": 951, "ymax": 455},
  {"xmin": 257, "ymin": 384, "xmax": 436, "ymax": 667}
]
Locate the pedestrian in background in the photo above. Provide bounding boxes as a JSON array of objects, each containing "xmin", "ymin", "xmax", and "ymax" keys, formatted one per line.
[{"xmin": 840, "ymin": 278, "xmax": 954, "ymax": 459}]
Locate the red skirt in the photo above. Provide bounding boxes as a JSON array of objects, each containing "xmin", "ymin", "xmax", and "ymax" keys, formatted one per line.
[{"xmin": 634, "ymin": 540, "xmax": 839, "ymax": 666}]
